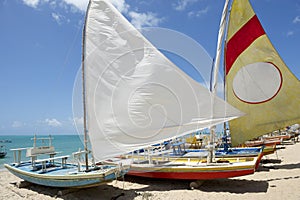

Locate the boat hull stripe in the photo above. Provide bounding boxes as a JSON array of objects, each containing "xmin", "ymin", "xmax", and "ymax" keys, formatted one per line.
[{"xmin": 127, "ymin": 169, "xmax": 254, "ymax": 180}]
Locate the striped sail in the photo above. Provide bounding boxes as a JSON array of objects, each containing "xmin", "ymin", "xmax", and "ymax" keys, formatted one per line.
[{"xmin": 225, "ymin": 0, "xmax": 300, "ymax": 146}]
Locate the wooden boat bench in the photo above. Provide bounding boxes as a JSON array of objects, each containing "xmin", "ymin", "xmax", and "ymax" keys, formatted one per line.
[
  {"xmin": 10, "ymin": 147, "xmax": 61, "ymax": 167},
  {"xmin": 10, "ymin": 147, "xmax": 29, "ymax": 166},
  {"xmin": 27, "ymin": 151, "xmax": 61, "ymax": 162},
  {"xmin": 33, "ymin": 155, "xmax": 70, "ymax": 172},
  {"xmin": 147, "ymin": 149, "xmax": 173, "ymax": 164},
  {"xmin": 28, "ymin": 151, "xmax": 61, "ymax": 165},
  {"xmin": 135, "ymin": 146, "xmax": 172, "ymax": 164}
]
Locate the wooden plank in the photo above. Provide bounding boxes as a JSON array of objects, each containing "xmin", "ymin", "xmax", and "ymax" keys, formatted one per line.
[
  {"xmin": 34, "ymin": 155, "xmax": 70, "ymax": 163},
  {"xmin": 10, "ymin": 148, "xmax": 28, "ymax": 151}
]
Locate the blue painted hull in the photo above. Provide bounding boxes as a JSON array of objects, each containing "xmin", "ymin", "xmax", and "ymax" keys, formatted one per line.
[
  {"xmin": 5, "ymin": 162, "xmax": 127, "ymax": 188},
  {"xmin": 186, "ymin": 147, "xmax": 261, "ymax": 157}
]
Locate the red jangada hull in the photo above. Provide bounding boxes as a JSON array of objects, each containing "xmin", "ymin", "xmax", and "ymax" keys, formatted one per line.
[{"xmin": 127, "ymin": 168, "xmax": 255, "ymax": 180}]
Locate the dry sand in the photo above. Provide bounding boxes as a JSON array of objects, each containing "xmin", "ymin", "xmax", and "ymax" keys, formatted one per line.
[{"xmin": 1, "ymin": 141, "xmax": 300, "ymax": 200}]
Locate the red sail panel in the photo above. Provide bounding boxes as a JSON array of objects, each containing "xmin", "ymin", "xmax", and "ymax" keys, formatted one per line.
[{"xmin": 225, "ymin": 15, "xmax": 265, "ymax": 74}]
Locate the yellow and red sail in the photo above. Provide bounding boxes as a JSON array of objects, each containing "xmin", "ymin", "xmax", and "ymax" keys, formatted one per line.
[{"xmin": 225, "ymin": 0, "xmax": 300, "ymax": 146}]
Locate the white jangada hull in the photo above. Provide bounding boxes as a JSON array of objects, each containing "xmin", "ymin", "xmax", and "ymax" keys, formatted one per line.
[{"xmin": 5, "ymin": 162, "xmax": 126, "ymax": 188}]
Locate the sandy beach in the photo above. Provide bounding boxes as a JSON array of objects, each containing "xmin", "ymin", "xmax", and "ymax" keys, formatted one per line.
[{"xmin": 1, "ymin": 141, "xmax": 299, "ymax": 200}]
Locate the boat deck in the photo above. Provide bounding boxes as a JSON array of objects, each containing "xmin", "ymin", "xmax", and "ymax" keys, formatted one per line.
[{"xmin": 9, "ymin": 161, "xmax": 115, "ymax": 176}]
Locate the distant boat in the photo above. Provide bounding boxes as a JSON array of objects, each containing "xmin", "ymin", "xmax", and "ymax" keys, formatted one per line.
[
  {"xmin": 244, "ymin": 138, "xmax": 282, "ymax": 147},
  {"xmin": 0, "ymin": 139, "xmax": 12, "ymax": 143},
  {"xmin": 0, "ymin": 145, "xmax": 7, "ymax": 158}
]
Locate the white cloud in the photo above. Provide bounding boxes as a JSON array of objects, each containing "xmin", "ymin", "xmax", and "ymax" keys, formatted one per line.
[
  {"xmin": 62, "ymin": 0, "xmax": 88, "ymax": 12},
  {"xmin": 51, "ymin": 12, "xmax": 70, "ymax": 25},
  {"xmin": 110, "ymin": 0, "xmax": 129, "ymax": 13},
  {"xmin": 72, "ymin": 117, "xmax": 83, "ymax": 126},
  {"xmin": 20, "ymin": 0, "xmax": 142, "ymax": 14},
  {"xmin": 61, "ymin": 0, "xmax": 130, "ymax": 13},
  {"xmin": 110, "ymin": 0, "xmax": 162, "ymax": 28},
  {"xmin": 22, "ymin": 0, "xmax": 40, "ymax": 8},
  {"xmin": 51, "ymin": 12, "xmax": 62, "ymax": 24},
  {"xmin": 188, "ymin": 6, "xmax": 208, "ymax": 18},
  {"xmin": 21, "ymin": 0, "xmax": 88, "ymax": 12},
  {"xmin": 287, "ymin": 31, "xmax": 294, "ymax": 37},
  {"xmin": 129, "ymin": 11, "xmax": 163, "ymax": 29},
  {"xmin": 293, "ymin": 16, "xmax": 300, "ymax": 24},
  {"xmin": 20, "ymin": 0, "xmax": 162, "ymax": 28},
  {"xmin": 45, "ymin": 118, "xmax": 62, "ymax": 127},
  {"xmin": 173, "ymin": 0, "xmax": 199, "ymax": 11},
  {"xmin": 12, "ymin": 121, "xmax": 25, "ymax": 128}
]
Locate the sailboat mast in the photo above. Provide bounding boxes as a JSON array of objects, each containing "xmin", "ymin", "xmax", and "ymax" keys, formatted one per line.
[
  {"xmin": 81, "ymin": 0, "xmax": 92, "ymax": 171},
  {"xmin": 223, "ymin": 40, "xmax": 228, "ymax": 144},
  {"xmin": 211, "ymin": 0, "xmax": 230, "ymax": 92},
  {"xmin": 223, "ymin": 19, "xmax": 228, "ymax": 138},
  {"xmin": 208, "ymin": 0, "xmax": 231, "ymax": 163}
]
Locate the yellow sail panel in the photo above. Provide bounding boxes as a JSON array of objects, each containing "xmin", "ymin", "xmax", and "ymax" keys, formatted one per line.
[
  {"xmin": 226, "ymin": 0, "xmax": 255, "ymax": 42},
  {"xmin": 225, "ymin": 0, "xmax": 300, "ymax": 146}
]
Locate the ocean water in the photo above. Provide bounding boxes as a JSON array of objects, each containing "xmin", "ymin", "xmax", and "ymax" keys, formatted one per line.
[{"xmin": 0, "ymin": 135, "xmax": 84, "ymax": 169}]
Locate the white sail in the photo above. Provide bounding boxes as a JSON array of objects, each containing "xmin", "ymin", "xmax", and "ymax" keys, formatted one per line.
[{"xmin": 84, "ymin": 0, "xmax": 244, "ymax": 161}]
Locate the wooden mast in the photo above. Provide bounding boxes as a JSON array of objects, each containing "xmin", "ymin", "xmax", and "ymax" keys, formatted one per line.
[
  {"xmin": 81, "ymin": 0, "xmax": 92, "ymax": 171},
  {"xmin": 208, "ymin": 0, "xmax": 231, "ymax": 163}
]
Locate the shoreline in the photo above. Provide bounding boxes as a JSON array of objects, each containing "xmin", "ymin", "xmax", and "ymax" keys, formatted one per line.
[{"xmin": 1, "ymin": 142, "xmax": 300, "ymax": 200}]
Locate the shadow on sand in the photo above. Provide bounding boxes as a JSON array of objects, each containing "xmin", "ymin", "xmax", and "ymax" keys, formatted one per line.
[
  {"xmin": 10, "ymin": 181, "xmax": 132, "ymax": 200},
  {"xmin": 10, "ymin": 175, "xmax": 270, "ymax": 200},
  {"xmin": 260, "ymin": 162, "xmax": 300, "ymax": 170},
  {"xmin": 197, "ymin": 179, "xmax": 268, "ymax": 193},
  {"xmin": 261, "ymin": 159, "xmax": 282, "ymax": 164}
]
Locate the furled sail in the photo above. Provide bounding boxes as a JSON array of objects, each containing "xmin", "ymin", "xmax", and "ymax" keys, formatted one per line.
[
  {"xmin": 84, "ymin": 0, "xmax": 243, "ymax": 161},
  {"xmin": 225, "ymin": 0, "xmax": 300, "ymax": 146}
]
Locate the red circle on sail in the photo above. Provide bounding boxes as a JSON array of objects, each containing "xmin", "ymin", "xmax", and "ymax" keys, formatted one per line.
[{"xmin": 232, "ymin": 62, "xmax": 282, "ymax": 104}]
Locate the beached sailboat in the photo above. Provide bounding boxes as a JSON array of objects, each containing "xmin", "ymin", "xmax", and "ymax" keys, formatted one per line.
[
  {"xmin": 4, "ymin": 1, "xmax": 134, "ymax": 188},
  {"xmin": 225, "ymin": 0, "xmax": 300, "ymax": 146},
  {"xmin": 242, "ymin": 128, "xmax": 296, "ymax": 147},
  {"xmin": 3, "ymin": 0, "xmax": 246, "ymax": 186},
  {"xmin": 125, "ymin": 0, "xmax": 299, "ymax": 179},
  {"xmin": 88, "ymin": 0, "xmax": 264, "ymax": 180},
  {"xmin": 195, "ymin": 0, "xmax": 299, "ymax": 152},
  {"xmin": 82, "ymin": 0, "xmax": 243, "ymax": 163},
  {"xmin": 5, "ymin": 135, "xmax": 124, "ymax": 188},
  {"xmin": 164, "ymin": 0, "xmax": 275, "ymax": 162},
  {"xmin": 4, "ymin": 0, "xmax": 137, "ymax": 188}
]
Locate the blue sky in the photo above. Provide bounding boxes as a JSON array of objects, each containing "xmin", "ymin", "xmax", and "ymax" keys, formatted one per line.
[{"xmin": 0, "ymin": 0, "xmax": 299, "ymax": 135}]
